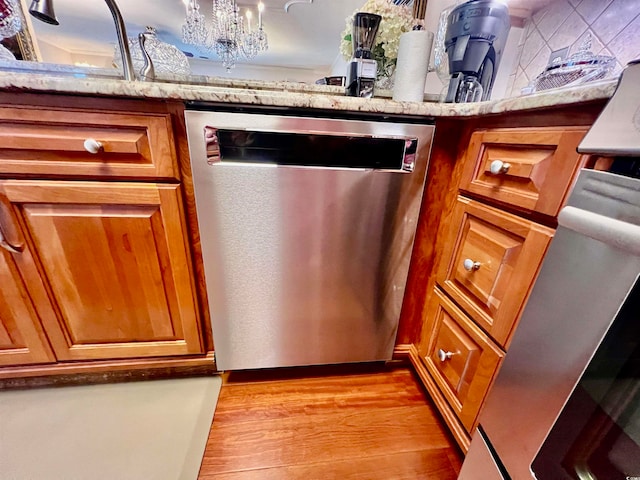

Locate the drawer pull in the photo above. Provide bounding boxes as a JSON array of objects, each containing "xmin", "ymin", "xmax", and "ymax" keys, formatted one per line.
[
  {"xmin": 490, "ymin": 160, "xmax": 511, "ymax": 175},
  {"xmin": 437, "ymin": 349, "xmax": 455, "ymax": 362},
  {"xmin": 0, "ymin": 229, "xmax": 22, "ymax": 253},
  {"xmin": 0, "ymin": 194, "xmax": 24, "ymax": 254},
  {"xmin": 83, "ymin": 138, "xmax": 104, "ymax": 154},
  {"xmin": 463, "ymin": 258, "xmax": 481, "ymax": 271}
]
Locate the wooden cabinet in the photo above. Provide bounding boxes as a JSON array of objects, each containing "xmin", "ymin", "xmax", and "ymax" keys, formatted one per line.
[
  {"xmin": 0, "ymin": 106, "xmax": 179, "ymax": 179},
  {"xmin": 423, "ymin": 289, "xmax": 503, "ymax": 432},
  {"xmin": 416, "ymin": 124, "xmax": 590, "ymax": 451},
  {"xmin": 0, "ymin": 96, "xmax": 207, "ymax": 375},
  {"xmin": 0, "ymin": 249, "xmax": 55, "ymax": 366},
  {"xmin": 437, "ymin": 197, "xmax": 554, "ymax": 347},
  {"xmin": 0, "ymin": 181, "xmax": 201, "ymax": 362},
  {"xmin": 459, "ymin": 127, "xmax": 588, "ymax": 216}
]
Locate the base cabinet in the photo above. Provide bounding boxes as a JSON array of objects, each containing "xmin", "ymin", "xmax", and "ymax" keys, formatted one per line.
[
  {"xmin": 0, "ymin": 181, "xmax": 202, "ymax": 362},
  {"xmin": 416, "ymin": 124, "xmax": 591, "ymax": 451},
  {"xmin": 423, "ymin": 289, "xmax": 503, "ymax": 431},
  {"xmin": 0, "ymin": 97, "xmax": 208, "ymax": 376},
  {"xmin": 437, "ymin": 197, "xmax": 554, "ymax": 347},
  {"xmin": 0, "ymin": 248, "xmax": 55, "ymax": 366}
]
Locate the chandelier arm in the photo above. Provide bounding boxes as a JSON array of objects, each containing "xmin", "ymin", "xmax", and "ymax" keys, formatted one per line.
[
  {"xmin": 284, "ymin": 0, "xmax": 313, "ymax": 13},
  {"xmin": 182, "ymin": 0, "xmax": 268, "ymax": 70}
]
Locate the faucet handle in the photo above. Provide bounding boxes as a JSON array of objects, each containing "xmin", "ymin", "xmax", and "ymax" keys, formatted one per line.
[{"xmin": 138, "ymin": 26, "xmax": 156, "ymax": 82}]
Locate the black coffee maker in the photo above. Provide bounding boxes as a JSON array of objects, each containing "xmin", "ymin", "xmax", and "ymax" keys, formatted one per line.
[
  {"xmin": 444, "ymin": 0, "xmax": 510, "ymax": 103},
  {"xmin": 346, "ymin": 12, "xmax": 382, "ymax": 98}
]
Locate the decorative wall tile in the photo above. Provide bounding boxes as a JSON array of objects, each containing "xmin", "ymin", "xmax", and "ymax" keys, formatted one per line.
[
  {"xmin": 548, "ymin": 12, "xmax": 588, "ymax": 51},
  {"xmin": 532, "ymin": 7, "xmax": 548, "ymax": 27},
  {"xmin": 505, "ymin": 74, "xmax": 516, "ymax": 96},
  {"xmin": 508, "ymin": 0, "xmax": 640, "ymax": 97},
  {"xmin": 591, "ymin": 0, "xmax": 640, "ymax": 43},
  {"xmin": 535, "ymin": 0, "xmax": 574, "ymax": 40},
  {"xmin": 571, "ymin": 29, "xmax": 605, "ymax": 56},
  {"xmin": 513, "ymin": 30, "xmax": 526, "ymax": 68},
  {"xmin": 519, "ymin": 26, "xmax": 545, "ymax": 69},
  {"xmin": 512, "ymin": 67, "xmax": 531, "ymax": 96},
  {"xmin": 576, "ymin": 0, "xmax": 613, "ymax": 24},
  {"xmin": 607, "ymin": 14, "xmax": 640, "ymax": 66},
  {"xmin": 522, "ymin": 18, "xmax": 533, "ymax": 44},
  {"xmin": 525, "ymin": 44, "xmax": 552, "ymax": 81}
]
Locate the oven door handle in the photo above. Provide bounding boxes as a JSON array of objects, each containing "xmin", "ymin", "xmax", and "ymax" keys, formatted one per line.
[{"xmin": 558, "ymin": 205, "xmax": 640, "ymax": 256}]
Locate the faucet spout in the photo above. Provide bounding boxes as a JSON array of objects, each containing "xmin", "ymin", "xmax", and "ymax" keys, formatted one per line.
[
  {"xmin": 29, "ymin": 0, "xmax": 136, "ymax": 81},
  {"xmin": 104, "ymin": 0, "xmax": 135, "ymax": 81}
]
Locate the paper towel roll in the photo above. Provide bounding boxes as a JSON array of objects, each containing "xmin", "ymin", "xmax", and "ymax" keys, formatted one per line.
[{"xmin": 392, "ymin": 30, "xmax": 434, "ymax": 102}]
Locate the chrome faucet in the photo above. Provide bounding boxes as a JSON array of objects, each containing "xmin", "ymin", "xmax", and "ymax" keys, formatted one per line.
[
  {"xmin": 138, "ymin": 26, "xmax": 156, "ymax": 82},
  {"xmin": 28, "ymin": 0, "xmax": 136, "ymax": 81}
]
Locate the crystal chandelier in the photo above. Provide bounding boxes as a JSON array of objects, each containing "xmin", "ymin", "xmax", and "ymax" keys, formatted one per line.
[{"xmin": 182, "ymin": 0, "xmax": 268, "ymax": 72}]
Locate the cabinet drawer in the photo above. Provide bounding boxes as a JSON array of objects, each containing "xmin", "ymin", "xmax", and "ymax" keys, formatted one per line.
[
  {"xmin": 0, "ymin": 106, "xmax": 178, "ymax": 179},
  {"xmin": 437, "ymin": 196, "xmax": 554, "ymax": 347},
  {"xmin": 460, "ymin": 127, "xmax": 588, "ymax": 216},
  {"xmin": 422, "ymin": 288, "xmax": 504, "ymax": 432}
]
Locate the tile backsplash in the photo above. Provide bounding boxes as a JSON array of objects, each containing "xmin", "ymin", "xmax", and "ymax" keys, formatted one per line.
[{"xmin": 506, "ymin": 0, "xmax": 640, "ymax": 97}]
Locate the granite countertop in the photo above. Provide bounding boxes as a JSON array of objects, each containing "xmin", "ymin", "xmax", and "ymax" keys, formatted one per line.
[{"xmin": 0, "ymin": 64, "xmax": 618, "ymax": 118}]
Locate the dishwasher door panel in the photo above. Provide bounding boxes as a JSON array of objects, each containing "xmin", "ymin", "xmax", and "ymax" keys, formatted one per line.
[{"xmin": 185, "ymin": 111, "xmax": 434, "ymax": 370}]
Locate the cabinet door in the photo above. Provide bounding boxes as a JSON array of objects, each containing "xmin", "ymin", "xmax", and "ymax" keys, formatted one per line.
[
  {"xmin": 422, "ymin": 288, "xmax": 504, "ymax": 432},
  {"xmin": 437, "ymin": 196, "xmax": 554, "ymax": 347},
  {"xmin": 0, "ymin": 249, "xmax": 55, "ymax": 366},
  {"xmin": 459, "ymin": 128, "xmax": 588, "ymax": 216},
  {"xmin": 0, "ymin": 180, "xmax": 202, "ymax": 361}
]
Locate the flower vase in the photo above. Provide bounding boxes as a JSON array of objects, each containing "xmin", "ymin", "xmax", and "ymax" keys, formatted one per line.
[{"xmin": 375, "ymin": 58, "xmax": 396, "ymax": 90}]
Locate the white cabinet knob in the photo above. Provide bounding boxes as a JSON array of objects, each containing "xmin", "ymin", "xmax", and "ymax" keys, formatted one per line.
[
  {"xmin": 490, "ymin": 160, "xmax": 511, "ymax": 175},
  {"xmin": 463, "ymin": 258, "xmax": 481, "ymax": 271},
  {"xmin": 437, "ymin": 349, "xmax": 454, "ymax": 362},
  {"xmin": 83, "ymin": 138, "xmax": 103, "ymax": 154}
]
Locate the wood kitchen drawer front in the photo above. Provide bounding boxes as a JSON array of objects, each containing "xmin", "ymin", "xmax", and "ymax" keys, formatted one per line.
[
  {"xmin": 423, "ymin": 288, "xmax": 503, "ymax": 432},
  {"xmin": 0, "ymin": 107, "xmax": 178, "ymax": 179},
  {"xmin": 438, "ymin": 197, "xmax": 554, "ymax": 347},
  {"xmin": 460, "ymin": 127, "xmax": 588, "ymax": 216}
]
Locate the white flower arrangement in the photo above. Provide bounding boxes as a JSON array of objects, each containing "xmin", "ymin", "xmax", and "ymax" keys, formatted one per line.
[{"xmin": 340, "ymin": 0, "xmax": 422, "ymax": 80}]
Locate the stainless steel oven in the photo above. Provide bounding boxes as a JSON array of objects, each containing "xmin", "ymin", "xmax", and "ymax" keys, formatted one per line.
[{"xmin": 459, "ymin": 60, "xmax": 640, "ymax": 479}]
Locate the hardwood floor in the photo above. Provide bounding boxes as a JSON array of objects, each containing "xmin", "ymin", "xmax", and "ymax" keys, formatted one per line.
[{"xmin": 198, "ymin": 364, "xmax": 463, "ymax": 479}]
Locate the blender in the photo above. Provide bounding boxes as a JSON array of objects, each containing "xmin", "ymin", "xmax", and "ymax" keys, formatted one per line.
[{"xmin": 346, "ymin": 12, "xmax": 382, "ymax": 98}]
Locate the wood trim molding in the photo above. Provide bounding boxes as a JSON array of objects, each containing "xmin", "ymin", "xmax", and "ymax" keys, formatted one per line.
[
  {"xmin": 166, "ymin": 102, "xmax": 215, "ymax": 353},
  {"xmin": 395, "ymin": 343, "xmax": 471, "ymax": 453},
  {"xmin": 413, "ymin": 0, "xmax": 427, "ymax": 20},
  {"xmin": 393, "ymin": 344, "xmax": 412, "ymax": 358},
  {"xmin": 0, "ymin": 352, "xmax": 216, "ymax": 380}
]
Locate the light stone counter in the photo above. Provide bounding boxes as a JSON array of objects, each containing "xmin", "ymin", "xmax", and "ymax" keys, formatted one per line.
[{"xmin": 0, "ymin": 69, "xmax": 617, "ymax": 118}]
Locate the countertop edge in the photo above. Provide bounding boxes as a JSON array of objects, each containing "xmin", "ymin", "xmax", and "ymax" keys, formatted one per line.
[{"xmin": 0, "ymin": 72, "xmax": 617, "ymax": 117}]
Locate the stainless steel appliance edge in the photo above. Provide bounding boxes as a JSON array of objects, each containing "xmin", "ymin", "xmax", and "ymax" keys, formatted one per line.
[{"xmin": 186, "ymin": 110, "xmax": 434, "ymax": 370}]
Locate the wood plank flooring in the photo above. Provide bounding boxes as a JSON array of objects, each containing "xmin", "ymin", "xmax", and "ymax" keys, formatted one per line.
[{"xmin": 198, "ymin": 365, "xmax": 463, "ymax": 479}]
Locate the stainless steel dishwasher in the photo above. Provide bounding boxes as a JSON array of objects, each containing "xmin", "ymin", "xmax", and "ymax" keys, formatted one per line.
[{"xmin": 185, "ymin": 110, "xmax": 434, "ymax": 370}]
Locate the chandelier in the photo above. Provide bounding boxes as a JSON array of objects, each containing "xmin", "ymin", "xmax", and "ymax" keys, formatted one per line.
[{"xmin": 182, "ymin": 0, "xmax": 268, "ymax": 72}]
